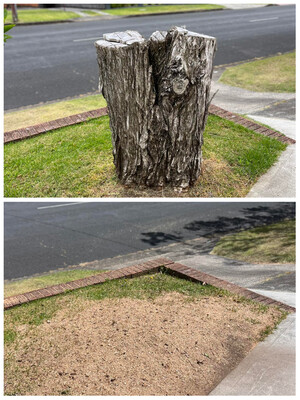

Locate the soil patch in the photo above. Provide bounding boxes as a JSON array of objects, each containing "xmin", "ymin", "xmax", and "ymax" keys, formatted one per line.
[{"xmin": 4, "ymin": 292, "xmax": 283, "ymax": 396}]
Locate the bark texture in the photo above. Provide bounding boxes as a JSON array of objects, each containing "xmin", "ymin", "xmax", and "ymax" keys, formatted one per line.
[{"xmin": 95, "ymin": 27, "xmax": 216, "ymax": 188}]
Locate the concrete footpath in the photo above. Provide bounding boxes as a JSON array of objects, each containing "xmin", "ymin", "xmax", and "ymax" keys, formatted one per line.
[
  {"xmin": 210, "ymin": 309, "xmax": 295, "ymax": 395},
  {"xmin": 211, "ymin": 69, "xmax": 296, "ymax": 198},
  {"xmin": 246, "ymin": 117, "xmax": 295, "ymax": 197}
]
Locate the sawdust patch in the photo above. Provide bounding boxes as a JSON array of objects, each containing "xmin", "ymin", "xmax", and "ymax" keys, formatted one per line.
[{"xmin": 4, "ymin": 292, "xmax": 283, "ymax": 396}]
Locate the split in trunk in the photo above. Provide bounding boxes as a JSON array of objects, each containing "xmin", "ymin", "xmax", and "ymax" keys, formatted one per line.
[{"xmin": 95, "ymin": 27, "xmax": 216, "ymax": 189}]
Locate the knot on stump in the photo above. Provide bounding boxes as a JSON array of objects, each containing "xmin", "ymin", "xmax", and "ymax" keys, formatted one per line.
[{"xmin": 95, "ymin": 27, "xmax": 216, "ymax": 189}]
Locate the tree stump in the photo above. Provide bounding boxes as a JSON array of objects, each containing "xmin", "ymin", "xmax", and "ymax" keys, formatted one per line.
[{"xmin": 95, "ymin": 27, "xmax": 216, "ymax": 189}]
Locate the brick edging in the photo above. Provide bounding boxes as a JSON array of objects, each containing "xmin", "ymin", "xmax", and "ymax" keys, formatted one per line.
[
  {"xmin": 209, "ymin": 104, "xmax": 295, "ymax": 144},
  {"xmin": 167, "ymin": 263, "xmax": 295, "ymax": 313},
  {"xmin": 4, "ymin": 107, "xmax": 108, "ymax": 144},
  {"xmin": 4, "ymin": 104, "xmax": 295, "ymax": 145},
  {"xmin": 4, "ymin": 258, "xmax": 295, "ymax": 313},
  {"xmin": 3, "ymin": 258, "xmax": 173, "ymax": 310}
]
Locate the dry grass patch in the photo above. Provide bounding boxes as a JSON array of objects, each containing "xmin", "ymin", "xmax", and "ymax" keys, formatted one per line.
[
  {"xmin": 194, "ymin": 157, "xmax": 251, "ymax": 198},
  {"xmin": 4, "ymin": 274, "xmax": 286, "ymax": 396},
  {"xmin": 4, "ymin": 95, "xmax": 106, "ymax": 132}
]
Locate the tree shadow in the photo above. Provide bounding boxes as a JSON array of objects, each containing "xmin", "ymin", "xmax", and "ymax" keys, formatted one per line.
[
  {"xmin": 184, "ymin": 204, "xmax": 295, "ymax": 236},
  {"xmin": 140, "ymin": 232, "xmax": 183, "ymax": 246},
  {"xmin": 140, "ymin": 203, "xmax": 295, "ymax": 247}
]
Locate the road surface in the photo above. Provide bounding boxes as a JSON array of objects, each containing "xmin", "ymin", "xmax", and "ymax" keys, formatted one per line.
[
  {"xmin": 4, "ymin": 202, "xmax": 295, "ymax": 280},
  {"xmin": 4, "ymin": 5, "xmax": 295, "ymax": 110}
]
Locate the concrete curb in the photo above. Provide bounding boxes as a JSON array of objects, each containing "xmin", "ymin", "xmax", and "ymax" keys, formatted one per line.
[
  {"xmin": 9, "ymin": 15, "xmax": 121, "ymax": 26},
  {"xmin": 5, "ymin": 19, "xmax": 75, "ymax": 26},
  {"xmin": 4, "ymin": 104, "xmax": 295, "ymax": 145},
  {"xmin": 4, "ymin": 258, "xmax": 295, "ymax": 313}
]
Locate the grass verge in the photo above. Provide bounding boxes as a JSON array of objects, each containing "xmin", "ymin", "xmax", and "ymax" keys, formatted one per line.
[
  {"xmin": 4, "ymin": 94, "xmax": 106, "ymax": 132},
  {"xmin": 5, "ymin": 9, "xmax": 81, "ymax": 23},
  {"xmin": 105, "ymin": 4, "xmax": 224, "ymax": 16},
  {"xmin": 220, "ymin": 52, "xmax": 295, "ymax": 93},
  {"xmin": 4, "ymin": 114, "xmax": 286, "ymax": 198},
  {"xmin": 211, "ymin": 219, "xmax": 295, "ymax": 263},
  {"xmin": 4, "ymin": 269, "xmax": 101, "ymax": 298}
]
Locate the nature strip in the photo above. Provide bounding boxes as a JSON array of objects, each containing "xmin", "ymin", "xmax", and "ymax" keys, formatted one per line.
[
  {"xmin": 4, "ymin": 105, "xmax": 295, "ymax": 145},
  {"xmin": 4, "ymin": 258, "xmax": 295, "ymax": 313}
]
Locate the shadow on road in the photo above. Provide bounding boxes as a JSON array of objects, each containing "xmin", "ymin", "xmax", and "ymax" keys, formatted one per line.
[
  {"xmin": 185, "ymin": 204, "xmax": 295, "ymax": 234},
  {"xmin": 141, "ymin": 204, "xmax": 295, "ymax": 248},
  {"xmin": 140, "ymin": 232, "xmax": 183, "ymax": 246}
]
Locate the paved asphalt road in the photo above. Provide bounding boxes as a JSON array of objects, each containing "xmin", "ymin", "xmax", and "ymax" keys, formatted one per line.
[
  {"xmin": 4, "ymin": 5, "xmax": 295, "ymax": 110},
  {"xmin": 4, "ymin": 202, "xmax": 295, "ymax": 280}
]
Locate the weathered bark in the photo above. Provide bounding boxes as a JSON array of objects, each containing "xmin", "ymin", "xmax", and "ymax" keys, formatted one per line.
[{"xmin": 95, "ymin": 27, "xmax": 216, "ymax": 188}]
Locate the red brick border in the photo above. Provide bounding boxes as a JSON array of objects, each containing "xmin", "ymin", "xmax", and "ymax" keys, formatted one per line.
[
  {"xmin": 167, "ymin": 263, "xmax": 295, "ymax": 313},
  {"xmin": 4, "ymin": 258, "xmax": 295, "ymax": 313},
  {"xmin": 209, "ymin": 104, "xmax": 295, "ymax": 145},
  {"xmin": 3, "ymin": 257, "xmax": 173, "ymax": 310},
  {"xmin": 4, "ymin": 104, "xmax": 295, "ymax": 145},
  {"xmin": 4, "ymin": 107, "xmax": 108, "ymax": 144}
]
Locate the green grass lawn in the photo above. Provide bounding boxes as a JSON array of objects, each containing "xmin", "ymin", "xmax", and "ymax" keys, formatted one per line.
[
  {"xmin": 211, "ymin": 219, "xmax": 295, "ymax": 264},
  {"xmin": 220, "ymin": 52, "xmax": 295, "ymax": 93},
  {"xmin": 4, "ymin": 114, "xmax": 286, "ymax": 198},
  {"xmin": 5, "ymin": 8, "xmax": 81, "ymax": 23},
  {"xmin": 4, "ymin": 269, "xmax": 102, "ymax": 298},
  {"xmin": 4, "ymin": 95, "xmax": 106, "ymax": 132},
  {"xmin": 105, "ymin": 4, "xmax": 224, "ymax": 16}
]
